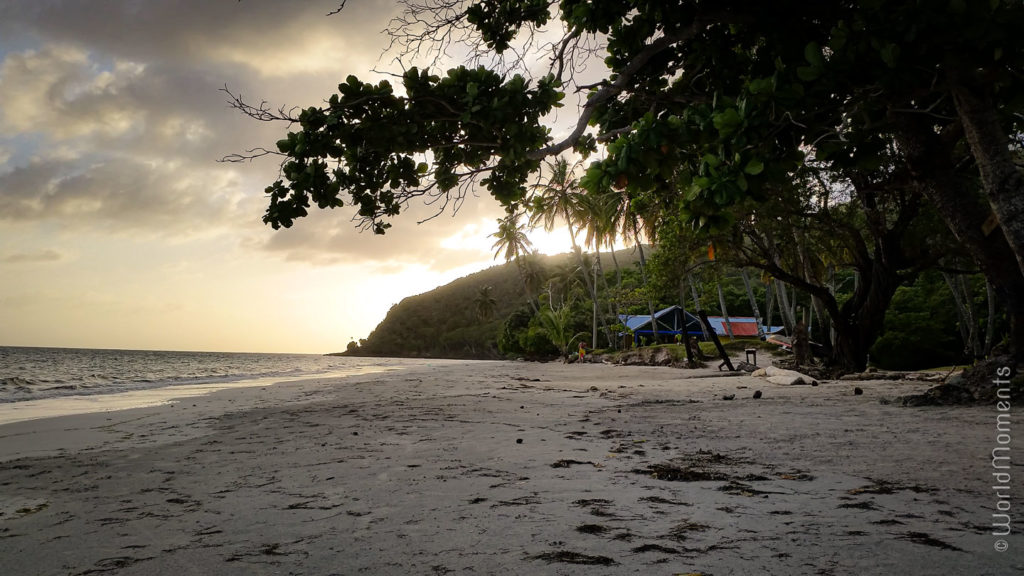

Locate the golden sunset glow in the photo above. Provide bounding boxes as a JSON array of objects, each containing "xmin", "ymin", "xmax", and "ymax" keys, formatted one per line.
[{"xmin": 0, "ymin": 1, "xmax": 580, "ymax": 353}]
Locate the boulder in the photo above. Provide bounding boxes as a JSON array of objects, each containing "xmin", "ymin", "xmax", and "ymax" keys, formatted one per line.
[{"xmin": 761, "ymin": 366, "xmax": 819, "ymax": 386}]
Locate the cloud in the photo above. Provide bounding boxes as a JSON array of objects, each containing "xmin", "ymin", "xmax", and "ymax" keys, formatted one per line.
[
  {"xmin": 1, "ymin": 249, "xmax": 62, "ymax": 264},
  {"xmin": 0, "ymin": 0, "xmax": 530, "ymax": 274},
  {"xmin": 0, "ymin": 45, "xmax": 148, "ymax": 140},
  {"xmin": 248, "ymin": 192, "xmax": 506, "ymax": 269},
  {"xmin": 0, "ymin": 154, "xmax": 250, "ymax": 238},
  {"xmin": 0, "ymin": 1, "xmax": 397, "ymax": 76}
]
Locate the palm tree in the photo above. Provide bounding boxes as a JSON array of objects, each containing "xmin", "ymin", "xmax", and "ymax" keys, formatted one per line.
[
  {"xmin": 474, "ymin": 285, "xmax": 497, "ymax": 322},
  {"xmin": 616, "ymin": 190, "xmax": 662, "ymax": 343},
  {"xmin": 528, "ymin": 158, "xmax": 612, "ymax": 347},
  {"xmin": 491, "ymin": 211, "xmax": 538, "ymax": 313},
  {"xmin": 546, "ymin": 257, "xmax": 583, "ymax": 305},
  {"xmin": 536, "ymin": 300, "xmax": 587, "ymax": 362},
  {"xmin": 578, "ymin": 189, "xmax": 627, "ymax": 346}
]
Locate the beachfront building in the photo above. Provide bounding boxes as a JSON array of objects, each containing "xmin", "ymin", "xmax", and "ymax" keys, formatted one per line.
[{"xmin": 618, "ymin": 305, "xmax": 703, "ymax": 346}]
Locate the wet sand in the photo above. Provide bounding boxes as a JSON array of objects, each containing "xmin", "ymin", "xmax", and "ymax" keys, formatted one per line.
[{"xmin": 0, "ymin": 360, "xmax": 1020, "ymax": 575}]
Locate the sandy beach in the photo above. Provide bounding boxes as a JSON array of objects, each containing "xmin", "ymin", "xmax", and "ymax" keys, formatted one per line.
[{"xmin": 0, "ymin": 359, "xmax": 1020, "ymax": 575}]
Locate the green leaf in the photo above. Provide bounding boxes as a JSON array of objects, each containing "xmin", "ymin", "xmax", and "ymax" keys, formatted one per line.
[
  {"xmin": 712, "ymin": 108, "xmax": 742, "ymax": 136},
  {"xmin": 744, "ymin": 158, "xmax": 765, "ymax": 175},
  {"xmin": 797, "ymin": 66, "xmax": 821, "ymax": 82},
  {"xmin": 829, "ymin": 24, "xmax": 848, "ymax": 50},
  {"xmin": 804, "ymin": 42, "xmax": 825, "ymax": 68},
  {"xmin": 748, "ymin": 77, "xmax": 771, "ymax": 95},
  {"xmin": 879, "ymin": 43, "xmax": 899, "ymax": 68}
]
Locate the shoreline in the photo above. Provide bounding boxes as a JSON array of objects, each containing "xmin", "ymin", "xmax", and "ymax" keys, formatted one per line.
[
  {"xmin": 0, "ymin": 364, "xmax": 412, "ymax": 427},
  {"xmin": 0, "ymin": 360, "xmax": 1018, "ymax": 575}
]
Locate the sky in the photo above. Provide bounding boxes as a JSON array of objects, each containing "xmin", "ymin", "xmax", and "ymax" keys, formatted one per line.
[{"xmin": 0, "ymin": 0, "xmax": 580, "ymax": 354}]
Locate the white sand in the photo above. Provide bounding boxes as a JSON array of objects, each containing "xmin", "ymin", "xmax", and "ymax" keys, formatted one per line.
[{"xmin": 0, "ymin": 360, "xmax": 1020, "ymax": 575}]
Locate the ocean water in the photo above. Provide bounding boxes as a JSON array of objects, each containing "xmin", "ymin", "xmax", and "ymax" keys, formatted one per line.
[{"xmin": 0, "ymin": 346, "xmax": 403, "ymax": 404}]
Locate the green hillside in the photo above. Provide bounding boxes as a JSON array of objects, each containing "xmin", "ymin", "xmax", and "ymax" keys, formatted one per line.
[{"xmin": 341, "ymin": 250, "xmax": 641, "ymax": 359}]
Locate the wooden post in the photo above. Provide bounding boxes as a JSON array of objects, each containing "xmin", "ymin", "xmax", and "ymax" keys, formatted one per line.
[{"xmin": 699, "ymin": 310, "xmax": 734, "ymax": 371}]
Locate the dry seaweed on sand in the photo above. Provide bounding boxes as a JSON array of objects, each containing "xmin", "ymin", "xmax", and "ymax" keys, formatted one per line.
[
  {"xmin": 847, "ymin": 479, "xmax": 935, "ymax": 495},
  {"xmin": 837, "ymin": 500, "xmax": 878, "ymax": 510},
  {"xmin": 639, "ymin": 495, "xmax": 689, "ymax": 506},
  {"xmin": 716, "ymin": 481, "xmax": 777, "ymax": 496},
  {"xmin": 550, "ymin": 459, "xmax": 598, "ymax": 468},
  {"xmin": 532, "ymin": 550, "xmax": 617, "ymax": 565},
  {"xmin": 632, "ymin": 463, "xmax": 730, "ymax": 482},
  {"xmin": 576, "ymin": 523, "xmax": 610, "ymax": 535},
  {"xmin": 572, "ymin": 498, "xmax": 613, "ymax": 507},
  {"xmin": 631, "ymin": 543, "xmax": 679, "ymax": 553},
  {"xmin": 898, "ymin": 532, "xmax": 964, "ymax": 552},
  {"xmin": 667, "ymin": 520, "xmax": 712, "ymax": 541}
]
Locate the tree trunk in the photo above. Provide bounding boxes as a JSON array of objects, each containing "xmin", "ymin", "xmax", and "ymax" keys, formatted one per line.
[
  {"xmin": 984, "ymin": 280, "xmax": 996, "ymax": 357},
  {"xmin": 830, "ymin": 261, "xmax": 903, "ymax": 372},
  {"xmin": 592, "ymin": 262, "xmax": 598, "ymax": 349},
  {"xmin": 689, "ymin": 274, "xmax": 710, "ymax": 340},
  {"xmin": 827, "ymin": 265, "xmax": 838, "ymax": 349},
  {"xmin": 678, "ymin": 278, "xmax": 697, "ymax": 367},
  {"xmin": 609, "ymin": 246, "xmax": 623, "ymax": 292},
  {"xmin": 950, "ymin": 74, "xmax": 1024, "ymax": 280},
  {"xmin": 896, "ymin": 115, "xmax": 1024, "ymax": 364},
  {"xmin": 790, "ymin": 284, "xmax": 798, "ymax": 331},
  {"xmin": 634, "ymin": 230, "xmax": 659, "ymax": 343},
  {"xmin": 775, "ymin": 280, "xmax": 796, "ymax": 335},
  {"xmin": 515, "ymin": 257, "xmax": 539, "ymax": 314},
  {"xmin": 942, "ymin": 272, "xmax": 973, "ymax": 355},
  {"xmin": 717, "ymin": 283, "xmax": 734, "ymax": 340},
  {"xmin": 607, "ymin": 247, "xmax": 625, "ymax": 348},
  {"xmin": 741, "ymin": 269, "xmax": 766, "ymax": 340},
  {"xmin": 566, "ymin": 220, "xmax": 613, "ymax": 348},
  {"xmin": 810, "ymin": 295, "xmax": 832, "ymax": 347},
  {"xmin": 593, "ymin": 245, "xmax": 620, "ymax": 348}
]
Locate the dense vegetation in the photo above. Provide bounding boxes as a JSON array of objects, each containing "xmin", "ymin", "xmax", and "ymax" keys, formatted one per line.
[
  {"xmin": 347, "ymin": 249, "xmax": 639, "ymax": 359},
  {"xmin": 345, "ymin": 246, "xmax": 982, "ymax": 371},
  {"xmin": 235, "ymin": 0, "xmax": 1023, "ymax": 373}
]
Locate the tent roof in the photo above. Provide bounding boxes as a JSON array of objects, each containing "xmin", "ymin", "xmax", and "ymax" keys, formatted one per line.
[{"xmin": 618, "ymin": 305, "xmax": 699, "ymax": 332}]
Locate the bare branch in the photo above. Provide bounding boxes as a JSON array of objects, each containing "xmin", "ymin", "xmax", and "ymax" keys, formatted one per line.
[
  {"xmin": 325, "ymin": 1, "xmax": 347, "ymax": 17},
  {"xmin": 218, "ymin": 148, "xmax": 284, "ymax": 163},
  {"xmin": 222, "ymin": 85, "xmax": 299, "ymax": 123},
  {"xmin": 528, "ymin": 12, "xmax": 724, "ymax": 160}
]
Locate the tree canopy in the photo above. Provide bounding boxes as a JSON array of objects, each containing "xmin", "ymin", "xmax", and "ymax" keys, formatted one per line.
[{"xmin": 230, "ymin": 0, "xmax": 1024, "ymax": 368}]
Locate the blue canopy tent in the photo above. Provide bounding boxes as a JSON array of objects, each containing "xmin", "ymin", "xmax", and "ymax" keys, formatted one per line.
[{"xmin": 619, "ymin": 305, "xmax": 703, "ymax": 346}]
